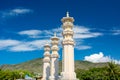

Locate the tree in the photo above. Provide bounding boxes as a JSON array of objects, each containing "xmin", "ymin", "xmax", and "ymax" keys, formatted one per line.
[
  {"xmin": 76, "ymin": 62, "xmax": 120, "ymax": 80},
  {"xmin": 106, "ymin": 62, "xmax": 120, "ymax": 80},
  {"xmin": 0, "ymin": 69, "xmax": 34, "ymax": 80}
]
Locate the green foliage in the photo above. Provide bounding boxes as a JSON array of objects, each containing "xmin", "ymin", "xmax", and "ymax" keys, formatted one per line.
[
  {"xmin": 76, "ymin": 62, "xmax": 120, "ymax": 80},
  {"xmin": 0, "ymin": 69, "xmax": 34, "ymax": 80}
]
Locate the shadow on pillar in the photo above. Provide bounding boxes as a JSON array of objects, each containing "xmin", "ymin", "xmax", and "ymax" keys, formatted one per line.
[
  {"xmin": 46, "ymin": 66, "xmax": 50, "ymax": 80},
  {"xmin": 54, "ymin": 58, "xmax": 59, "ymax": 80},
  {"xmin": 36, "ymin": 77, "xmax": 42, "ymax": 80}
]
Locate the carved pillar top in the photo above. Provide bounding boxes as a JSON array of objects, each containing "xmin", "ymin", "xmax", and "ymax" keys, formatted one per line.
[
  {"xmin": 61, "ymin": 12, "xmax": 75, "ymax": 46},
  {"xmin": 43, "ymin": 43, "xmax": 51, "ymax": 63},
  {"xmin": 61, "ymin": 12, "xmax": 74, "ymax": 23},
  {"xmin": 51, "ymin": 33, "xmax": 59, "ymax": 58},
  {"xmin": 44, "ymin": 43, "xmax": 50, "ymax": 57}
]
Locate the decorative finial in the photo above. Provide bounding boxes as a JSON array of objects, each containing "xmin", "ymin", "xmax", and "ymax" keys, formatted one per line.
[
  {"xmin": 66, "ymin": 11, "xmax": 69, "ymax": 17},
  {"xmin": 54, "ymin": 32, "xmax": 56, "ymax": 37}
]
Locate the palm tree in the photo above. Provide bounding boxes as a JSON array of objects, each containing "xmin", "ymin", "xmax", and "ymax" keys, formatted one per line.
[{"xmin": 106, "ymin": 62, "xmax": 120, "ymax": 80}]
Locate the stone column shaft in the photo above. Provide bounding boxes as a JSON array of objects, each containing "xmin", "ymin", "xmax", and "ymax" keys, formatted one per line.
[
  {"xmin": 42, "ymin": 44, "xmax": 51, "ymax": 80},
  {"xmin": 49, "ymin": 33, "xmax": 59, "ymax": 80},
  {"xmin": 60, "ymin": 12, "xmax": 78, "ymax": 80}
]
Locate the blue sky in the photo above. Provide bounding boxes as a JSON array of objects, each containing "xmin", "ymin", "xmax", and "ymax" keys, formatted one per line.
[{"xmin": 0, "ymin": 0, "xmax": 120, "ymax": 64}]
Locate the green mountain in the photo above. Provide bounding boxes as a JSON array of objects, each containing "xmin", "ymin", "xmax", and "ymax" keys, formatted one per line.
[{"xmin": 0, "ymin": 58, "xmax": 108, "ymax": 73}]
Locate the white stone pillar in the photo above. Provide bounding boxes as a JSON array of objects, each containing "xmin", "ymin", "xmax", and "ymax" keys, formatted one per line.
[
  {"xmin": 49, "ymin": 33, "xmax": 59, "ymax": 80},
  {"xmin": 42, "ymin": 44, "xmax": 51, "ymax": 80},
  {"xmin": 60, "ymin": 12, "xmax": 78, "ymax": 80}
]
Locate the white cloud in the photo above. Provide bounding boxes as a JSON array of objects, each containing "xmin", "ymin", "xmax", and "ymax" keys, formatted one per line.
[
  {"xmin": 10, "ymin": 44, "xmax": 36, "ymax": 52},
  {"xmin": 0, "ymin": 39, "xmax": 49, "ymax": 52},
  {"xmin": 52, "ymin": 27, "xmax": 63, "ymax": 33},
  {"xmin": 18, "ymin": 28, "xmax": 62, "ymax": 39},
  {"xmin": 1, "ymin": 8, "xmax": 32, "ymax": 18},
  {"xmin": 112, "ymin": 29, "xmax": 120, "ymax": 35},
  {"xmin": 113, "ymin": 59, "xmax": 120, "ymax": 64},
  {"xmin": 73, "ymin": 25, "xmax": 102, "ymax": 50},
  {"xmin": 12, "ymin": 8, "xmax": 32, "ymax": 14},
  {"xmin": 74, "ymin": 33, "xmax": 102, "ymax": 39},
  {"xmin": 75, "ymin": 45, "xmax": 91, "ymax": 50},
  {"xmin": 84, "ymin": 52, "xmax": 120, "ymax": 64},
  {"xmin": 0, "ymin": 25, "xmax": 103, "ymax": 51},
  {"xmin": 73, "ymin": 25, "xmax": 103, "ymax": 39},
  {"xmin": 28, "ymin": 40, "xmax": 49, "ymax": 49},
  {"xmin": 84, "ymin": 52, "xmax": 110, "ymax": 63},
  {"xmin": 52, "ymin": 27, "xmax": 63, "ymax": 38},
  {"xmin": 49, "ymin": 25, "xmax": 102, "ymax": 39},
  {"xmin": 18, "ymin": 30, "xmax": 42, "ymax": 38},
  {"xmin": 73, "ymin": 25, "xmax": 90, "ymax": 33},
  {"xmin": 0, "ymin": 40, "xmax": 21, "ymax": 49},
  {"xmin": 10, "ymin": 39, "xmax": 50, "ymax": 52},
  {"xmin": 74, "ymin": 39, "xmax": 92, "ymax": 50},
  {"xmin": 17, "ymin": 25, "xmax": 102, "ymax": 50},
  {"xmin": 18, "ymin": 25, "xmax": 102, "ymax": 39}
]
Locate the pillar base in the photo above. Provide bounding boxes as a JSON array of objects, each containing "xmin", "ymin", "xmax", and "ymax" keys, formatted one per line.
[
  {"xmin": 49, "ymin": 76, "xmax": 55, "ymax": 80},
  {"xmin": 60, "ymin": 72, "xmax": 79, "ymax": 80},
  {"xmin": 49, "ymin": 76, "xmax": 59, "ymax": 80}
]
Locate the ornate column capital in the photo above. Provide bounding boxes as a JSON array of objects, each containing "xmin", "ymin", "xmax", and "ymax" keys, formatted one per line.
[
  {"xmin": 44, "ymin": 44, "xmax": 50, "ymax": 51},
  {"xmin": 51, "ymin": 46, "xmax": 59, "ymax": 51},
  {"xmin": 51, "ymin": 33, "xmax": 59, "ymax": 56},
  {"xmin": 51, "ymin": 53, "xmax": 59, "ymax": 58},
  {"xmin": 43, "ymin": 43, "xmax": 51, "ymax": 63},
  {"xmin": 62, "ymin": 30, "xmax": 74, "ymax": 36},
  {"xmin": 43, "ymin": 57, "xmax": 50, "ymax": 63},
  {"xmin": 62, "ymin": 39, "xmax": 75, "ymax": 46}
]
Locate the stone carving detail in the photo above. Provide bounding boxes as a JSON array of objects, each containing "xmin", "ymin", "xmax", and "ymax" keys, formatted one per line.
[
  {"xmin": 43, "ymin": 44, "xmax": 51, "ymax": 63},
  {"xmin": 62, "ymin": 39, "xmax": 74, "ymax": 45},
  {"xmin": 61, "ymin": 17, "xmax": 74, "ymax": 23},
  {"xmin": 51, "ymin": 41, "xmax": 59, "ymax": 45},
  {"xmin": 43, "ymin": 57, "xmax": 50, "ymax": 63},
  {"xmin": 51, "ymin": 46, "xmax": 59, "ymax": 51},
  {"xmin": 51, "ymin": 53, "xmax": 59, "ymax": 58},
  {"xmin": 63, "ymin": 22, "xmax": 73, "ymax": 29},
  {"xmin": 62, "ymin": 30, "xmax": 74, "ymax": 36},
  {"xmin": 44, "ymin": 48, "xmax": 50, "ymax": 51},
  {"xmin": 44, "ymin": 52, "xmax": 50, "ymax": 57}
]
